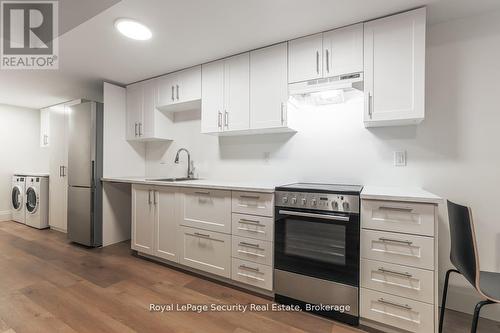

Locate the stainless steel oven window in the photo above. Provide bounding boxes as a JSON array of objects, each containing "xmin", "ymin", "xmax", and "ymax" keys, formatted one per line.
[{"xmin": 284, "ymin": 218, "xmax": 346, "ymax": 265}]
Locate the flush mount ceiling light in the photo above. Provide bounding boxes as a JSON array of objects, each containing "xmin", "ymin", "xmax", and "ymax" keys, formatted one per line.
[{"xmin": 114, "ymin": 18, "xmax": 152, "ymax": 41}]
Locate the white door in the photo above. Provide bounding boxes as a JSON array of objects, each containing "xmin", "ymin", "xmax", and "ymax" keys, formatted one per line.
[
  {"xmin": 141, "ymin": 79, "xmax": 156, "ymax": 139},
  {"xmin": 323, "ymin": 23, "xmax": 364, "ymax": 77},
  {"xmin": 224, "ymin": 53, "xmax": 250, "ymax": 132},
  {"xmin": 126, "ymin": 83, "xmax": 143, "ymax": 140},
  {"xmin": 132, "ymin": 185, "xmax": 154, "ymax": 254},
  {"xmin": 201, "ymin": 60, "xmax": 224, "ymax": 133},
  {"xmin": 154, "ymin": 187, "xmax": 178, "ymax": 262},
  {"xmin": 250, "ymin": 43, "xmax": 288, "ymax": 129},
  {"xmin": 157, "ymin": 74, "xmax": 176, "ymax": 107},
  {"xmin": 364, "ymin": 8, "xmax": 426, "ymax": 125},
  {"xmin": 48, "ymin": 104, "xmax": 68, "ymax": 231},
  {"xmin": 175, "ymin": 66, "xmax": 201, "ymax": 103},
  {"xmin": 40, "ymin": 108, "xmax": 50, "ymax": 147},
  {"xmin": 288, "ymin": 33, "xmax": 323, "ymax": 83}
]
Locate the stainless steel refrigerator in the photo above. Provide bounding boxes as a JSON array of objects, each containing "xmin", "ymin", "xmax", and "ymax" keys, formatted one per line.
[{"xmin": 67, "ymin": 101, "xmax": 103, "ymax": 247}]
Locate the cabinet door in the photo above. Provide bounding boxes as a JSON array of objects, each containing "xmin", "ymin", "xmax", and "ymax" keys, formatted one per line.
[
  {"xmin": 250, "ymin": 43, "xmax": 288, "ymax": 129},
  {"xmin": 157, "ymin": 74, "xmax": 176, "ymax": 107},
  {"xmin": 288, "ymin": 33, "xmax": 323, "ymax": 83},
  {"xmin": 323, "ymin": 23, "xmax": 363, "ymax": 77},
  {"xmin": 201, "ymin": 60, "xmax": 224, "ymax": 133},
  {"xmin": 40, "ymin": 108, "xmax": 50, "ymax": 147},
  {"xmin": 364, "ymin": 8, "xmax": 426, "ymax": 126},
  {"xmin": 48, "ymin": 104, "xmax": 68, "ymax": 231},
  {"xmin": 141, "ymin": 79, "xmax": 156, "ymax": 139},
  {"xmin": 175, "ymin": 66, "xmax": 201, "ymax": 103},
  {"xmin": 126, "ymin": 83, "xmax": 143, "ymax": 140},
  {"xmin": 132, "ymin": 185, "xmax": 154, "ymax": 254},
  {"xmin": 224, "ymin": 53, "xmax": 250, "ymax": 132},
  {"xmin": 153, "ymin": 187, "xmax": 178, "ymax": 262},
  {"xmin": 177, "ymin": 188, "xmax": 231, "ymax": 234},
  {"xmin": 178, "ymin": 226, "xmax": 231, "ymax": 278}
]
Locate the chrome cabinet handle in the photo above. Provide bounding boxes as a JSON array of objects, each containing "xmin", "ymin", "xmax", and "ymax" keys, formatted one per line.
[
  {"xmin": 59, "ymin": 166, "xmax": 62, "ymax": 177},
  {"xmin": 62, "ymin": 166, "xmax": 66, "ymax": 177},
  {"xmin": 280, "ymin": 102, "xmax": 285, "ymax": 125},
  {"xmin": 134, "ymin": 123, "xmax": 138, "ymax": 136},
  {"xmin": 237, "ymin": 250, "xmax": 265, "ymax": 257},
  {"xmin": 237, "ymin": 227, "xmax": 265, "ymax": 233},
  {"xmin": 377, "ymin": 298, "xmax": 412, "ymax": 311},
  {"xmin": 237, "ymin": 273, "xmax": 265, "ymax": 281},
  {"xmin": 194, "ymin": 232, "xmax": 211, "ymax": 239},
  {"xmin": 316, "ymin": 51, "xmax": 320, "ymax": 74},
  {"xmin": 239, "ymin": 241, "xmax": 260, "ymax": 249},
  {"xmin": 278, "ymin": 210, "xmax": 350, "ymax": 222},
  {"xmin": 378, "ymin": 237, "xmax": 413, "ymax": 246},
  {"xmin": 239, "ymin": 265, "xmax": 259, "ymax": 272},
  {"xmin": 148, "ymin": 190, "xmax": 152, "ymax": 205},
  {"xmin": 325, "ymin": 49, "xmax": 330, "ymax": 73},
  {"xmin": 378, "ymin": 267, "xmax": 413, "ymax": 278},
  {"xmin": 240, "ymin": 195, "xmax": 260, "ymax": 199},
  {"xmin": 171, "ymin": 86, "xmax": 174, "ymax": 101},
  {"xmin": 154, "ymin": 190, "xmax": 158, "ymax": 205},
  {"xmin": 379, "ymin": 206, "xmax": 414, "ymax": 213},
  {"xmin": 138, "ymin": 123, "xmax": 142, "ymax": 136},
  {"xmin": 224, "ymin": 110, "xmax": 228, "ymax": 128},
  {"xmin": 239, "ymin": 219, "xmax": 261, "ymax": 225},
  {"xmin": 368, "ymin": 92, "xmax": 373, "ymax": 118},
  {"xmin": 217, "ymin": 111, "xmax": 222, "ymax": 129},
  {"xmin": 43, "ymin": 134, "xmax": 48, "ymax": 145},
  {"xmin": 194, "ymin": 191, "xmax": 210, "ymax": 195},
  {"xmin": 176, "ymin": 85, "xmax": 179, "ymax": 100}
]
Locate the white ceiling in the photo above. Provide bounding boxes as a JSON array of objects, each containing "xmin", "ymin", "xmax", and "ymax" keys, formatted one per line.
[{"xmin": 2, "ymin": 0, "xmax": 500, "ymax": 109}]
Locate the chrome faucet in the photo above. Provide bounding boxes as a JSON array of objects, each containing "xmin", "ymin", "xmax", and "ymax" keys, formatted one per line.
[{"xmin": 174, "ymin": 148, "xmax": 194, "ymax": 179}]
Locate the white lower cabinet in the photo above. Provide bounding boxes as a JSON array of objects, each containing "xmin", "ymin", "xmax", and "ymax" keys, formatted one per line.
[
  {"xmin": 131, "ymin": 185, "xmax": 155, "ymax": 255},
  {"xmin": 178, "ymin": 226, "xmax": 231, "ymax": 278},
  {"xmin": 153, "ymin": 187, "xmax": 178, "ymax": 262},
  {"xmin": 231, "ymin": 213, "xmax": 274, "ymax": 242},
  {"xmin": 361, "ymin": 288, "xmax": 434, "ymax": 333},
  {"xmin": 231, "ymin": 258, "xmax": 273, "ymax": 291},
  {"xmin": 232, "ymin": 236, "xmax": 272, "ymax": 266}
]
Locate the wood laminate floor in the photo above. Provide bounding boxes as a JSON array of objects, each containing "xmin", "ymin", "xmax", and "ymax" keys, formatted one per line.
[{"xmin": 0, "ymin": 221, "xmax": 499, "ymax": 333}]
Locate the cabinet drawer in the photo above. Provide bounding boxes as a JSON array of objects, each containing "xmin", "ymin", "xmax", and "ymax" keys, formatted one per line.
[
  {"xmin": 231, "ymin": 213, "xmax": 274, "ymax": 242},
  {"xmin": 362, "ymin": 200, "xmax": 435, "ymax": 236},
  {"xmin": 232, "ymin": 236, "xmax": 272, "ymax": 266},
  {"xmin": 232, "ymin": 191, "xmax": 274, "ymax": 217},
  {"xmin": 360, "ymin": 288, "xmax": 434, "ymax": 333},
  {"xmin": 231, "ymin": 258, "xmax": 273, "ymax": 291},
  {"xmin": 178, "ymin": 188, "xmax": 231, "ymax": 234},
  {"xmin": 361, "ymin": 259, "xmax": 434, "ymax": 304},
  {"xmin": 361, "ymin": 229, "xmax": 434, "ymax": 270},
  {"xmin": 178, "ymin": 226, "xmax": 231, "ymax": 278}
]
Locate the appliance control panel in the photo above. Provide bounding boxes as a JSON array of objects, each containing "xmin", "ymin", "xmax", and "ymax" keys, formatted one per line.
[{"xmin": 275, "ymin": 191, "xmax": 359, "ymax": 214}]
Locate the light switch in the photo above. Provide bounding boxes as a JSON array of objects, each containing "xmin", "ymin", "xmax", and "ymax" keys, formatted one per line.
[{"xmin": 394, "ymin": 151, "xmax": 406, "ymax": 166}]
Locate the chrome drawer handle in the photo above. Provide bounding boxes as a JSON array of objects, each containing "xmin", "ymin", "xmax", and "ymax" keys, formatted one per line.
[
  {"xmin": 194, "ymin": 191, "xmax": 210, "ymax": 195},
  {"xmin": 239, "ymin": 265, "xmax": 260, "ymax": 272},
  {"xmin": 237, "ymin": 273, "xmax": 265, "ymax": 281},
  {"xmin": 379, "ymin": 206, "xmax": 414, "ymax": 212},
  {"xmin": 194, "ymin": 232, "xmax": 210, "ymax": 239},
  {"xmin": 237, "ymin": 227, "xmax": 265, "ymax": 234},
  {"xmin": 378, "ymin": 267, "xmax": 413, "ymax": 278},
  {"xmin": 239, "ymin": 219, "xmax": 261, "ymax": 225},
  {"xmin": 239, "ymin": 242, "xmax": 260, "ymax": 249},
  {"xmin": 378, "ymin": 237, "xmax": 413, "ymax": 246},
  {"xmin": 237, "ymin": 250, "xmax": 265, "ymax": 258},
  {"xmin": 377, "ymin": 298, "xmax": 412, "ymax": 311},
  {"xmin": 240, "ymin": 195, "xmax": 260, "ymax": 199}
]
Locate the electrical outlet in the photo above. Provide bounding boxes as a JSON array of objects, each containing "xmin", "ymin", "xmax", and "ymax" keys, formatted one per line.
[{"xmin": 394, "ymin": 151, "xmax": 407, "ymax": 167}]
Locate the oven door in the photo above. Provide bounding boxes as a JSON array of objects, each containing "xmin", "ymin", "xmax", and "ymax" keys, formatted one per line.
[{"xmin": 275, "ymin": 208, "xmax": 359, "ymax": 286}]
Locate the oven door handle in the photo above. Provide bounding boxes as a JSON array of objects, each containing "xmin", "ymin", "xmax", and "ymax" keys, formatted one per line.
[{"xmin": 278, "ymin": 210, "xmax": 350, "ymax": 222}]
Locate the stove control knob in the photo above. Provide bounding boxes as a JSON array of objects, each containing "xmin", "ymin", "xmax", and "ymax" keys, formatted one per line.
[
  {"xmin": 332, "ymin": 201, "xmax": 339, "ymax": 209},
  {"xmin": 342, "ymin": 201, "xmax": 350, "ymax": 211},
  {"xmin": 291, "ymin": 197, "xmax": 297, "ymax": 205},
  {"xmin": 311, "ymin": 199, "xmax": 317, "ymax": 206},
  {"xmin": 301, "ymin": 198, "xmax": 307, "ymax": 205},
  {"xmin": 282, "ymin": 196, "xmax": 288, "ymax": 204}
]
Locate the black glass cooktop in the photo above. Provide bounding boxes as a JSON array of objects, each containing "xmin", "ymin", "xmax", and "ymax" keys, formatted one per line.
[{"xmin": 275, "ymin": 183, "xmax": 363, "ymax": 194}]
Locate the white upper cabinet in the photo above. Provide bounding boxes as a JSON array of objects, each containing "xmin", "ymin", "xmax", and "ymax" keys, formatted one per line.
[
  {"xmin": 364, "ymin": 8, "xmax": 426, "ymax": 127},
  {"xmin": 201, "ymin": 60, "xmax": 225, "ymax": 134},
  {"xmin": 40, "ymin": 107, "xmax": 50, "ymax": 147},
  {"xmin": 156, "ymin": 66, "xmax": 201, "ymax": 112},
  {"xmin": 250, "ymin": 43, "xmax": 288, "ymax": 130},
  {"xmin": 288, "ymin": 33, "xmax": 323, "ymax": 83},
  {"xmin": 126, "ymin": 79, "xmax": 173, "ymax": 141},
  {"xmin": 201, "ymin": 54, "xmax": 250, "ymax": 134},
  {"xmin": 323, "ymin": 23, "xmax": 363, "ymax": 77}
]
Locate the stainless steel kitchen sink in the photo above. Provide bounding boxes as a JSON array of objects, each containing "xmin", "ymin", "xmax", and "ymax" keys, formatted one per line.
[{"xmin": 146, "ymin": 177, "xmax": 198, "ymax": 182}]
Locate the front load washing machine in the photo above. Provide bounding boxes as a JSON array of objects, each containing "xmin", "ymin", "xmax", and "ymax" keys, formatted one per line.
[
  {"xmin": 25, "ymin": 176, "xmax": 49, "ymax": 229},
  {"xmin": 11, "ymin": 175, "xmax": 26, "ymax": 223}
]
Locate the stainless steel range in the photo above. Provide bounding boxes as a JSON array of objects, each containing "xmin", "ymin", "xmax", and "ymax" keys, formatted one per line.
[{"xmin": 274, "ymin": 183, "xmax": 363, "ymax": 326}]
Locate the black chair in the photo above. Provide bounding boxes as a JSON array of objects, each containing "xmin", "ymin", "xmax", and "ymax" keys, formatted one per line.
[{"xmin": 439, "ymin": 200, "xmax": 500, "ymax": 333}]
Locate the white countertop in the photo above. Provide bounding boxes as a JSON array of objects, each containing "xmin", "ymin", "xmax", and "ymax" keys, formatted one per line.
[
  {"xmin": 361, "ymin": 186, "xmax": 442, "ymax": 205},
  {"xmin": 101, "ymin": 177, "xmax": 285, "ymax": 193}
]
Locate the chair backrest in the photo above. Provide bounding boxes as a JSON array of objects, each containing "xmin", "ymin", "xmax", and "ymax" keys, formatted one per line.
[{"xmin": 447, "ymin": 200, "xmax": 480, "ymax": 288}]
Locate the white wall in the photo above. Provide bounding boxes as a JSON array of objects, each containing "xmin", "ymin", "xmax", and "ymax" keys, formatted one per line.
[
  {"xmin": 0, "ymin": 104, "xmax": 49, "ymax": 220},
  {"xmin": 145, "ymin": 11, "xmax": 500, "ymax": 319}
]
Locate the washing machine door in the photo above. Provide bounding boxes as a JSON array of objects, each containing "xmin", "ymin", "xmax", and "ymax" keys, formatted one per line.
[
  {"xmin": 26, "ymin": 187, "xmax": 38, "ymax": 214},
  {"xmin": 11, "ymin": 185, "xmax": 23, "ymax": 211}
]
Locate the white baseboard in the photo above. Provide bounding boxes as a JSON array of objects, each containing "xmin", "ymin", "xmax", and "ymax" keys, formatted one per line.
[
  {"xmin": 0, "ymin": 210, "xmax": 12, "ymax": 222},
  {"xmin": 50, "ymin": 225, "xmax": 67, "ymax": 233}
]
